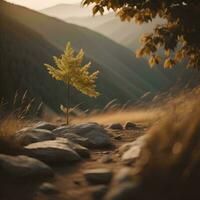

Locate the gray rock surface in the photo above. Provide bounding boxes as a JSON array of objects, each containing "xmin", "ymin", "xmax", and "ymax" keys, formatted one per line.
[
  {"xmin": 53, "ymin": 122, "xmax": 111, "ymax": 148},
  {"xmin": 119, "ymin": 135, "xmax": 147, "ymax": 163},
  {"xmin": 56, "ymin": 137, "xmax": 90, "ymax": 158},
  {"xmin": 0, "ymin": 154, "xmax": 54, "ymax": 180},
  {"xmin": 25, "ymin": 139, "xmax": 81, "ymax": 163},
  {"xmin": 57, "ymin": 132, "xmax": 90, "ymax": 148},
  {"xmin": 15, "ymin": 128, "xmax": 56, "ymax": 146}
]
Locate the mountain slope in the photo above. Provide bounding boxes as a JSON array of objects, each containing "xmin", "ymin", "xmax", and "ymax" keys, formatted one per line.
[
  {"xmin": 1, "ymin": 1, "xmax": 174, "ymax": 99},
  {"xmin": 65, "ymin": 14, "xmax": 162, "ymax": 51},
  {"xmin": 65, "ymin": 13, "xmax": 116, "ymax": 30},
  {"xmin": 41, "ymin": 3, "xmax": 93, "ymax": 19}
]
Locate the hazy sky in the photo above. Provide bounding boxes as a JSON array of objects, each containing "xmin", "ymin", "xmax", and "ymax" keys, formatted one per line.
[{"xmin": 6, "ymin": 0, "xmax": 82, "ymax": 10}]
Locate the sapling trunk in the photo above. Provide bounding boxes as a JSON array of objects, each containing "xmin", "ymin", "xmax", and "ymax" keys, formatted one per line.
[{"xmin": 66, "ymin": 80, "xmax": 70, "ymax": 125}]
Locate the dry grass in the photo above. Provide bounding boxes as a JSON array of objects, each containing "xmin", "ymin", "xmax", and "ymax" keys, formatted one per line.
[
  {"xmin": 71, "ymin": 108, "xmax": 161, "ymax": 126},
  {"xmin": 126, "ymin": 86, "xmax": 200, "ymax": 199},
  {"xmin": 0, "ymin": 115, "xmax": 31, "ymax": 154}
]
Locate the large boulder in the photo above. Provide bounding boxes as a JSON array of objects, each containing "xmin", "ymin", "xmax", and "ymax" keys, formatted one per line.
[
  {"xmin": 0, "ymin": 154, "xmax": 54, "ymax": 180},
  {"xmin": 53, "ymin": 122, "xmax": 111, "ymax": 148},
  {"xmin": 15, "ymin": 128, "xmax": 56, "ymax": 146},
  {"xmin": 25, "ymin": 139, "xmax": 81, "ymax": 163},
  {"xmin": 33, "ymin": 121, "xmax": 58, "ymax": 131}
]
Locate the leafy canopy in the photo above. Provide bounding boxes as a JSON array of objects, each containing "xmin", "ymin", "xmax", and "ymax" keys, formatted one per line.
[
  {"xmin": 44, "ymin": 42, "xmax": 100, "ymax": 97},
  {"xmin": 82, "ymin": 0, "xmax": 200, "ymax": 69}
]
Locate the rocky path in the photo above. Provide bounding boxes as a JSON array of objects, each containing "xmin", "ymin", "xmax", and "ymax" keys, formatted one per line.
[{"xmin": 0, "ymin": 122, "xmax": 147, "ymax": 200}]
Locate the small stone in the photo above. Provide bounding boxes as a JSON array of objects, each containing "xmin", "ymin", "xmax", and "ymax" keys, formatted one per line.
[
  {"xmin": 90, "ymin": 185, "xmax": 108, "ymax": 200},
  {"xmin": 56, "ymin": 137, "xmax": 90, "ymax": 158},
  {"xmin": 84, "ymin": 168, "xmax": 113, "ymax": 184},
  {"xmin": 124, "ymin": 122, "xmax": 137, "ymax": 130},
  {"xmin": 39, "ymin": 182, "xmax": 58, "ymax": 194},
  {"xmin": 109, "ymin": 123, "xmax": 123, "ymax": 130},
  {"xmin": 121, "ymin": 145, "xmax": 141, "ymax": 163}
]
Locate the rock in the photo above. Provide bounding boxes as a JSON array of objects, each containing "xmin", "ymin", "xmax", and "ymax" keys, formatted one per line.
[
  {"xmin": 119, "ymin": 135, "xmax": 146, "ymax": 154},
  {"xmin": 39, "ymin": 182, "xmax": 58, "ymax": 194},
  {"xmin": 56, "ymin": 138, "xmax": 90, "ymax": 158},
  {"xmin": 105, "ymin": 181, "xmax": 137, "ymax": 200},
  {"xmin": 124, "ymin": 122, "xmax": 137, "ymax": 130},
  {"xmin": 109, "ymin": 123, "xmax": 123, "ymax": 130},
  {"xmin": 34, "ymin": 121, "xmax": 58, "ymax": 131},
  {"xmin": 15, "ymin": 128, "xmax": 56, "ymax": 146},
  {"xmin": 53, "ymin": 122, "xmax": 111, "ymax": 148},
  {"xmin": 0, "ymin": 154, "xmax": 54, "ymax": 180},
  {"xmin": 57, "ymin": 133, "xmax": 90, "ymax": 148},
  {"xmin": 25, "ymin": 139, "xmax": 81, "ymax": 163},
  {"xmin": 84, "ymin": 168, "xmax": 113, "ymax": 184},
  {"xmin": 99, "ymin": 155, "xmax": 113, "ymax": 163},
  {"xmin": 119, "ymin": 136, "xmax": 147, "ymax": 163},
  {"xmin": 90, "ymin": 185, "xmax": 108, "ymax": 200},
  {"xmin": 121, "ymin": 145, "xmax": 141, "ymax": 163}
]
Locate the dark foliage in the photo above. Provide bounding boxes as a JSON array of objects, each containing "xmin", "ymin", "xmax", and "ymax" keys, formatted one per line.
[{"xmin": 83, "ymin": 0, "xmax": 200, "ymax": 69}]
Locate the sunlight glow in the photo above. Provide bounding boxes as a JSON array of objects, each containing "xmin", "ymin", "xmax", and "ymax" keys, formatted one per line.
[{"xmin": 5, "ymin": 0, "xmax": 82, "ymax": 10}]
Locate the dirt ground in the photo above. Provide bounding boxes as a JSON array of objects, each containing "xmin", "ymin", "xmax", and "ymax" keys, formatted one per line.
[{"xmin": 0, "ymin": 128, "xmax": 146, "ymax": 200}]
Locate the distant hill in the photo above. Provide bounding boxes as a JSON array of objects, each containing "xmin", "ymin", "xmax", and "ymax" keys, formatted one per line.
[
  {"xmin": 65, "ymin": 13, "xmax": 162, "ymax": 51},
  {"xmin": 65, "ymin": 13, "xmax": 116, "ymax": 30},
  {"xmin": 41, "ymin": 3, "xmax": 93, "ymax": 19}
]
